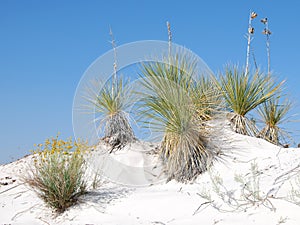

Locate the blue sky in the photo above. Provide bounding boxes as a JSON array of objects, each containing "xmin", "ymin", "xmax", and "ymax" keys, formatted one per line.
[{"xmin": 1, "ymin": 0, "xmax": 300, "ymax": 164}]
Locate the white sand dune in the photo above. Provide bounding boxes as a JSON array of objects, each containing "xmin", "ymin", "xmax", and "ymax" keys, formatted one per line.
[{"xmin": 1, "ymin": 119, "xmax": 300, "ymax": 224}]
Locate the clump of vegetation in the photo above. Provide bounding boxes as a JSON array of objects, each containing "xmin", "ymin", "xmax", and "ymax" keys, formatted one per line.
[
  {"xmin": 255, "ymin": 17, "xmax": 293, "ymax": 146},
  {"xmin": 216, "ymin": 67, "xmax": 282, "ymax": 136},
  {"xmin": 24, "ymin": 135, "xmax": 89, "ymax": 213},
  {"xmin": 140, "ymin": 53, "xmax": 219, "ymax": 182},
  {"xmin": 138, "ymin": 22, "xmax": 220, "ymax": 182},
  {"xmin": 90, "ymin": 76, "xmax": 135, "ymax": 150},
  {"xmin": 258, "ymin": 96, "xmax": 292, "ymax": 146},
  {"xmin": 85, "ymin": 28, "xmax": 135, "ymax": 150},
  {"xmin": 196, "ymin": 161, "xmax": 276, "ymax": 214}
]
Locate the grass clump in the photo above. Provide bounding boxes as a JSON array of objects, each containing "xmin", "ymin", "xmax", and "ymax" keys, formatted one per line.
[
  {"xmin": 216, "ymin": 67, "xmax": 282, "ymax": 136},
  {"xmin": 140, "ymin": 54, "xmax": 218, "ymax": 182},
  {"xmin": 25, "ymin": 135, "xmax": 89, "ymax": 213}
]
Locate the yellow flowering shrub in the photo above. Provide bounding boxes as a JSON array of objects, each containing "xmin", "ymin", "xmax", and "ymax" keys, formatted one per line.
[{"xmin": 26, "ymin": 134, "xmax": 90, "ymax": 213}]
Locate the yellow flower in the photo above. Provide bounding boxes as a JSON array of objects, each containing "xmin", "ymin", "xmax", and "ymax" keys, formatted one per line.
[{"xmin": 45, "ymin": 139, "xmax": 50, "ymax": 145}]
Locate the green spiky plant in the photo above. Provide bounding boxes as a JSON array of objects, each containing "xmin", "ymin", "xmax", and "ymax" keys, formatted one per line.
[
  {"xmin": 85, "ymin": 28, "xmax": 135, "ymax": 150},
  {"xmin": 257, "ymin": 96, "xmax": 292, "ymax": 145},
  {"xmin": 92, "ymin": 77, "xmax": 135, "ymax": 149},
  {"xmin": 216, "ymin": 67, "xmax": 282, "ymax": 136},
  {"xmin": 257, "ymin": 17, "xmax": 293, "ymax": 146},
  {"xmin": 139, "ymin": 54, "xmax": 218, "ymax": 182}
]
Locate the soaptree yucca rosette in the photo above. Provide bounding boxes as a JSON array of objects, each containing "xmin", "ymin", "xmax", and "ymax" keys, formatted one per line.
[
  {"xmin": 216, "ymin": 67, "xmax": 282, "ymax": 136},
  {"xmin": 85, "ymin": 76, "xmax": 136, "ymax": 150},
  {"xmin": 83, "ymin": 28, "xmax": 135, "ymax": 151},
  {"xmin": 139, "ymin": 54, "xmax": 219, "ymax": 182},
  {"xmin": 257, "ymin": 96, "xmax": 292, "ymax": 145}
]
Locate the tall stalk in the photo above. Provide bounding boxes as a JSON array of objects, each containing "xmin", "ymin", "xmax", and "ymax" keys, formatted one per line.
[
  {"xmin": 109, "ymin": 26, "xmax": 117, "ymax": 96},
  {"xmin": 84, "ymin": 28, "xmax": 135, "ymax": 150},
  {"xmin": 261, "ymin": 18, "xmax": 271, "ymax": 77},
  {"xmin": 166, "ymin": 21, "xmax": 172, "ymax": 65},
  {"xmin": 245, "ymin": 11, "xmax": 257, "ymax": 75}
]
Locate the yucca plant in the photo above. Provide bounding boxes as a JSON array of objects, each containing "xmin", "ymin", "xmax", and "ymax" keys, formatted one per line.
[
  {"xmin": 84, "ymin": 28, "xmax": 135, "ymax": 150},
  {"xmin": 139, "ymin": 54, "xmax": 218, "ymax": 182},
  {"xmin": 257, "ymin": 96, "xmax": 292, "ymax": 145},
  {"xmin": 87, "ymin": 76, "xmax": 135, "ymax": 150},
  {"xmin": 216, "ymin": 67, "xmax": 282, "ymax": 136}
]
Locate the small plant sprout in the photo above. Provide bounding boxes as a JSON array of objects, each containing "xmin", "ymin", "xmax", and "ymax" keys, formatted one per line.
[{"xmin": 277, "ymin": 216, "xmax": 288, "ymax": 225}]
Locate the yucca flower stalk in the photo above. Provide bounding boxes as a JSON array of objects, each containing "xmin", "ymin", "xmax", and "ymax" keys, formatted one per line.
[
  {"xmin": 217, "ymin": 67, "xmax": 282, "ymax": 136},
  {"xmin": 139, "ymin": 54, "xmax": 218, "ymax": 182},
  {"xmin": 257, "ymin": 97, "xmax": 292, "ymax": 145},
  {"xmin": 258, "ymin": 17, "xmax": 292, "ymax": 145},
  {"xmin": 245, "ymin": 11, "xmax": 258, "ymax": 76},
  {"xmin": 261, "ymin": 17, "xmax": 272, "ymax": 77}
]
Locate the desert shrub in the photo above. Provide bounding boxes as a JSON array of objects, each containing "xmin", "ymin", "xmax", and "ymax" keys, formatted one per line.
[
  {"xmin": 25, "ymin": 135, "xmax": 89, "ymax": 213},
  {"xmin": 216, "ymin": 67, "xmax": 282, "ymax": 136},
  {"xmin": 140, "ymin": 54, "xmax": 218, "ymax": 182}
]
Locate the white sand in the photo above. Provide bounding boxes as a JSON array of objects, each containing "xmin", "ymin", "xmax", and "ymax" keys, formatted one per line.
[{"xmin": 1, "ymin": 120, "xmax": 300, "ymax": 224}]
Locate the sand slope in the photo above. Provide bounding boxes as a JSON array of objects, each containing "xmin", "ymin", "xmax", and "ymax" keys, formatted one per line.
[{"xmin": 1, "ymin": 120, "xmax": 300, "ymax": 224}]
